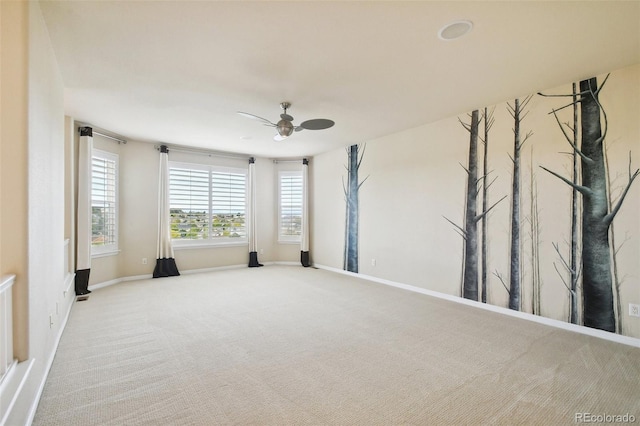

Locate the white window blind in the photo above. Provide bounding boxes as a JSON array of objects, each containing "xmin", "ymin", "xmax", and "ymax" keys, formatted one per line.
[
  {"xmin": 211, "ymin": 171, "xmax": 247, "ymax": 239},
  {"xmin": 169, "ymin": 162, "xmax": 247, "ymax": 245},
  {"xmin": 279, "ymin": 171, "xmax": 303, "ymax": 242},
  {"xmin": 91, "ymin": 150, "xmax": 118, "ymax": 254}
]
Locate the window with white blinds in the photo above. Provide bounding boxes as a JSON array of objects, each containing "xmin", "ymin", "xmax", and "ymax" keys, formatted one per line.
[
  {"xmin": 279, "ymin": 171, "xmax": 303, "ymax": 242},
  {"xmin": 169, "ymin": 162, "xmax": 247, "ymax": 245},
  {"xmin": 91, "ymin": 149, "xmax": 118, "ymax": 255}
]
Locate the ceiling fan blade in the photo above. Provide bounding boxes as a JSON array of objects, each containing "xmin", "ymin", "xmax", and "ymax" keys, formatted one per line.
[
  {"xmin": 300, "ymin": 118, "xmax": 335, "ymax": 130},
  {"xmin": 294, "ymin": 126, "xmax": 304, "ymax": 132},
  {"xmin": 237, "ymin": 111, "xmax": 276, "ymax": 126},
  {"xmin": 280, "ymin": 113, "xmax": 294, "ymax": 121}
]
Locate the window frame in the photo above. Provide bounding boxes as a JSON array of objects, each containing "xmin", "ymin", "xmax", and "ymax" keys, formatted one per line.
[
  {"xmin": 169, "ymin": 161, "xmax": 248, "ymax": 249},
  {"xmin": 278, "ymin": 170, "xmax": 303, "ymax": 244},
  {"xmin": 91, "ymin": 149, "xmax": 119, "ymax": 257}
]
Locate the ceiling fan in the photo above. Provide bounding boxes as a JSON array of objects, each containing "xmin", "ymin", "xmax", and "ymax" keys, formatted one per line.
[{"xmin": 238, "ymin": 102, "xmax": 335, "ymax": 141}]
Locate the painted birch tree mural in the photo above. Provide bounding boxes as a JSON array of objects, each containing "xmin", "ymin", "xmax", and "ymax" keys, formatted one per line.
[
  {"xmin": 541, "ymin": 76, "xmax": 639, "ymax": 332},
  {"xmin": 569, "ymin": 83, "xmax": 580, "ymax": 324},
  {"xmin": 528, "ymin": 149, "xmax": 542, "ymax": 316},
  {"xmin": 480, "ymin": 107, "xmax": 496, "ymax": 304},
  {"xmin": 462, "ymin": 110, "xmax": 480, "ymax": 301},
  {"xmin": 605, "ymin": 147, "xmax": 634, "ymax": 333},
  {"xmin": 343, "ymin": 144, "xmax": 368, "ymax": 273},
  {"xmin": 507, "ymin": 96, "xmax": 534, "ymax": 311},
  {"xmin": 447, "ymin": 111, "xmax": 505, "ymax": 301},
  {"xmin": 539, "ymin": 83, "xmax": 581, "ymax": 324}
]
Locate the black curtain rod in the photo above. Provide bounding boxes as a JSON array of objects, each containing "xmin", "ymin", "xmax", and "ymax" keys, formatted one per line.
[
  {"xmin": 154, "ymin": 144, "xmax": 251, "ymax": 160},
  {"xmin": 272, "ymin": 158, "xmax": 309, "ymax": 163},
  {"xmin": 78, "ymin": 125, "xmax": 127, "ymax": 144},
  {"xmin": 95, "ymin": 131, "xmax": 127, "ymax": 144}
]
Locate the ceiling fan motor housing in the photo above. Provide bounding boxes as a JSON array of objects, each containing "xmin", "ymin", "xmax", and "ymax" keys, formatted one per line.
[{"xmin": 277, "ymin": 119, "xmax": 294, "ymax": 137}]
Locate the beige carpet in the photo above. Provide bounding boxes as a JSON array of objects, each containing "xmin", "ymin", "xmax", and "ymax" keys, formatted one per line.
[{"xmin": 33, "ymin": 265, "xmax": 640, "ymax": 425}]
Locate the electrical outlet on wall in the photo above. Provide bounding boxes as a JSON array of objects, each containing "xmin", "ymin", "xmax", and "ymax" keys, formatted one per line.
[
  {"xmin": 629, "ymin": 303, "xmax": 640, "ymax": 318},
  {"xmin": 142, "ymin": 258, "xmax": 147, "ymax": 265}
]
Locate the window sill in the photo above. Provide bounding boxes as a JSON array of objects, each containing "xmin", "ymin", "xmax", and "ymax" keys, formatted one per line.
[
  {"xmin": 173, "ymin": 241, "xmax": 248, "ymax": 250},
  {"xmin": 278, "ymin": 240, "xmax": 301, "ymax": 245},
  {"xmin": 92, "ymin": 249, "xmax": 120, "ymax": 258}
]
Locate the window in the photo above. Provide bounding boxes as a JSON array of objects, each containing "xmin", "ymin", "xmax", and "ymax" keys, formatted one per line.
[
  {"xmin": 91, "ymin": 149, "xmax": 118, "ymax": 255},
  {"xmin": 169, "ymin": 162, "xmax": 247, "ymax": 246},
  {"xmin": 279, "ymin": 171, "xmax": 303, "ymax": 242}
]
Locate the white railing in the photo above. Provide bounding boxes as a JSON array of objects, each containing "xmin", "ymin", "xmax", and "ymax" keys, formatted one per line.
[{"xmin": 0, "ymin": 274, "xmax": 16, "ymax": 382}]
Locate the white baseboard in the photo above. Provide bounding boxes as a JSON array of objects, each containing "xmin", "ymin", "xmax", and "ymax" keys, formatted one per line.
[
  {"xmin": 313, "ymin": 264, "xmax": 640, "ymax": 349},
  {"xmin": 87, "ymin": 261, "xmax": 304, "ymax": 290},
  {"xmin": 0, "ymin": 358, "xmax": 35, "ymax": 426},
  {"xmin": 264, "ymin": 261, "xmax": 300, "ymax": 266},
  {"xmin": 1, "ymin": 272, "xmax": 77, "ymax": 426},
  {"xmin": 88, "ymin": 274, "xmax": 153, "ymax": 291},
  {"xmin": 24, "ymin": 288, "xmax": 75, "ymax": 426},
  {"xmin": 180, "ymin": 264, "xmax": 247, "ymax": 275}
]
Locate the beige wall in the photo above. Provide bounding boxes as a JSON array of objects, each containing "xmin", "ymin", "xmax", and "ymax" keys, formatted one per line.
[
  {"xmin": 28, "ymin": 0, "xmax": 67, "ymax": 362},
  {"xmin": 1, "ymin": 1, "xmax": 74, "ymax": 423},
  {"xmin": 312, "ymin": 64, "xmax": 640, "ymax": 339},
  {"xmin": 87, "ymin": 139, "xmax": 300, "ymax": 285},
  {"xmin": 1, "ymin": 0, "xmax": 30, "ymax": 361}
]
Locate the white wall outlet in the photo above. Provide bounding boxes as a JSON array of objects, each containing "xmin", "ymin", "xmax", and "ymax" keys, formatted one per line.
[
  {"xmin": 629, "ymin": 303, "xmax": 640, "ymax": 318},
  {"xmin": 260, "ymin": 249, "xmax": 264, "ymax": 255},
  {"xmin": 142, "ymin": 258, "xmax": 148, "ymax": 265},
  {"xmin": 371, "ymin": 258, "xmax": 376, "ymax": 266},
  {"xmin": 49, "ymin": 315, "xmax": 54, "ymax": 328}
]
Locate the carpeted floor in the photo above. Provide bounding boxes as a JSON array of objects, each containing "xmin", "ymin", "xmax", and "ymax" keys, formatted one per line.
[{"xmin": 33, "ymin": 265, "xmax": 640, "ymax": 425}]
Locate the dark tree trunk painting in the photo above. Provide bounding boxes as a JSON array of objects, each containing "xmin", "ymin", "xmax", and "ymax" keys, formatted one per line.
[
  {"xmin": 539, "ymin": 83, "xmax": 581, "ymax": 323},
  {"xmin": 480, "ymin": 107, "xmax": 495, "ymax": 304},
  {"xmin": 462, "ymin": 110, "xmax": 480, "ymax": 301},
  {"xmin": 604, "ymin": 145, "xmax": 630, "ymax": 334},
  {"xmin": 509, "ymin": 99, "xmax": 522, "ymax": 310},
  {"xmin": 343, "ymin": 144, "xmax": 367, "ymax": 273},
  {"xmin": 569, "ymin": 83, "xmax": 580, "ymax": 325},
  {"xmin": 507, "ymin": 97, "xmax": 533, "ymax": 311},
  {"xmin": 529, "ymin": 149, "xmax": 542, "ymax": 316},
  {"xmin": 580, "ymin": 77, "xmax": 616, "ymax": 331},
  {"xmin": 446, "ymin": 111, "xmax": 505, "ymax": 301},
  {"xmin": 541, "ymin": 76, "xmax": 639, "ymax": 332}
]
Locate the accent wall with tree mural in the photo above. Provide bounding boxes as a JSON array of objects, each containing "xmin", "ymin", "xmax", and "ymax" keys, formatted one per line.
[
  {"xmin": 450, "ymin": 74, "xmax": 638, "ymax": 333},
  {"xmin": 312, "ymin": 64, "xmax": 639, "ymax": 339}
]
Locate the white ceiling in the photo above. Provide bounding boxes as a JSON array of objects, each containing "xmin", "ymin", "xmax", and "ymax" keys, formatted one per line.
[{"xmin": 40, "ymin": 1, "xmax": 640, "ymax": 158}]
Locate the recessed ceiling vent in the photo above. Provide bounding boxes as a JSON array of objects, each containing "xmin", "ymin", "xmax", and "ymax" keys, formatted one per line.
[{"xmin": 438, "ymin": 20, "xmax": 473, "ymax": 41}]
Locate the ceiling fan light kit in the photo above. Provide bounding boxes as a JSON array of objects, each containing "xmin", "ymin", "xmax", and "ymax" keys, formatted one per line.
[{"xmin": 238, "ymin": 101, "xmax": 335, "ymax": 141}]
